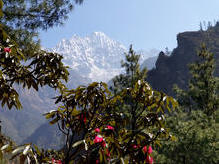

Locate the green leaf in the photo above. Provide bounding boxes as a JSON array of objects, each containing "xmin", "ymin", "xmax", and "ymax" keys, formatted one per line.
[
  {"xmin": 49, "ymin": 117, "xmax": 59, "ymax": 125},
  {"xmin": 72, "ymin": 140, "xmax": 84, "ymax": 148}
]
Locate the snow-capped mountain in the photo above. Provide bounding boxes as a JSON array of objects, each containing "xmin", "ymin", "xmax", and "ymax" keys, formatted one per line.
[{"xmin": 52, "ymin": 32, "xmax": 159, "ymax": 82}]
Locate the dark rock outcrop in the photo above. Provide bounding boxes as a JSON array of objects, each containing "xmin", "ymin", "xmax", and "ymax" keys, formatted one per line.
[{"xmin": 147, "ymin": 23, "xmax": 219, "ymax": 96}]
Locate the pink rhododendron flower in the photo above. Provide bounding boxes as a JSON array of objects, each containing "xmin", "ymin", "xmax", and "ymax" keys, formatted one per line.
[
  {"xmin": 132, "ymin": 144, "xmax": 140, "ymax": 149},
  {"xmin": 148, "ymin": 146, "xmax": 153, "ymax": 154},
  {"xmin": 56, "ymin": 160, "xmax": 62, "ymax": 164},
  {"xmin": 132, "ymin": 144, "xmax": 138, "ymax": 149},
  {"xmin": 94, "ymin": 128, "xmax": 100, "ymax": 133},
  {"xmin": 106, "ymin": 125, "xmax": 114, "ymax": 130},
  {"xmin": 80, "ymin": 114, "xmax": 86, "ymax": 123},
  {"xmin": 4, "ymin": 47, "xmax": 11, "ymax": 53},
  {"xmin": 143, "ymin": 145, "xmax": 147, "ymax": 153},
  {"xmin": 51, "ymin": 158, "xmax": 62, "ymax": 164},
  {"xmin": 94, "ymin": 135, "xmax": 103, "ymax": 143},
  {"xmin": 146, "ymin": 155, "xmax": 154, "ymax": 164},
  {"xmin": 101, "ymin": 140, "xmax": 106, "ymax": 147}
]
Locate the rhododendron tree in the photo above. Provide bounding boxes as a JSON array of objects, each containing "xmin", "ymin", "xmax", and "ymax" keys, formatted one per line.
[
  {"xmin": 44, "ymin": 79, "xmax": 177, "ymax": 163},
  {"xmin": 0, "ymin": 2, "xmax": 69, "ymax": 162},
  {"xmin": 42, "ymin": 46, "xmax": 178, "ymax": 163},
  {"xmin": 0, "ymin": 2, "xmax": 69, "ymax": 110}
]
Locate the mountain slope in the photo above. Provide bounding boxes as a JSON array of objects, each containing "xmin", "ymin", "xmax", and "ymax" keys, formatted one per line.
[
  {"xmin": 23, "ymin": 122, "xmax": 64, "ymax": 149},
  {"xmin": 140, "ymin": 56, "xmax": 158, "ymax": 70},
  {"xmin": 0, "ymin": 70, "xmax": 90, "ymax": 144}
]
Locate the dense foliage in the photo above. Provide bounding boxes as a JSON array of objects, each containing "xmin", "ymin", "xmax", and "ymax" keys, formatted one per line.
[
  {"xmin": 1, "ymin": 0, "xmax": 84, "ymax": 56},
  {"xmin": 0, "ymin": 24, "xmax": 69, "ymax": 109},
  {"xmin": 156, "ymin": 45, "xmax": 219, "ymax": 164},
  {"xmin": 154, "ymin": 110, "xmax": 218, "ymax": 164},
  {"xmin": 111, "ymin": 45, "xmax": 147, "ymax": 94},
  {"xmin": 174, "ymin": 44, "xmax": 219, "ymax": 116},
  {"xmin": 43, "ymin": 47, "xmax": 177, "ymax": 163},
  {"xmin": 0, "ymin": 0, "xmax": 74, "ymax": 110}
]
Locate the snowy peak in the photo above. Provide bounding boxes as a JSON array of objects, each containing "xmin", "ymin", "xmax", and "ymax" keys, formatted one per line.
[
  {"xmin": 53, "ymin": 32, "xmax": 127, "ymax": 82},
  {"xmin": 52, "ymin": 32, "xmax": 159, "ymax": 82},
  {"xmin": 55, "ymin": 32, "xmax": 125, "ymax": 54}
]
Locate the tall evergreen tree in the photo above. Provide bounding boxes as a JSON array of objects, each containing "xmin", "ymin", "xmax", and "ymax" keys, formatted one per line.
[
  {"xmin": 1, "ymin": 0, "xmax": 84, "ymax": 55},
  {"xmin": 110, "ymin": 45, "xmax": 176, "ymax": 137},
  {"xmin": 2, "ymin": 0, "xmax": 83, "ymax": 31},
  {"xmin": 111, "ymin": 45, "xmax": 147, "ymax": 94},
  {"xmin": 110, "ymin": 45, "xmax": 148, "ymax": 129},
  {"xmin": 174, "ymin": 44, "xmax": 219, "ymax": 116}
]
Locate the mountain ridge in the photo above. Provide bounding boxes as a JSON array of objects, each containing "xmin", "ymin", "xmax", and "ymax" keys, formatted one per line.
[{"xmin": 52, "ymin": 32, "xmax": 159, "ymax": 82}]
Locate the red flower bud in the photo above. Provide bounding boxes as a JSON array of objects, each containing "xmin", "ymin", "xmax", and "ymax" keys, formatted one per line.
[
  {"xmin": 132, "ymin": 144, "xmax": 138, "ymax": 149},
  {"xmin": 94, "ymin": 135, "xmax": 103, "ymax": 143},
  {"xmin": 148, "ymin": 146, "xmax": 153, "ymax": 154},
  {"xmin": 143, "ymin": 145, "xmax": 147, "ymax": 153},
  {"xmin": 94, "ymin": 128, "xmax": 100, "ymax": 133},
  {"xmin": 106, "ymin": 125, "xmax": 114, "ymax": 130},
  {"xmin": 146, "ymin": 155, "xmax": 154, "ymax": 164},
  {"xmin": 4, "ymin": 47, "xmax": 11, "ymax": 53},
  {"xmin": 101, "ymin": 140, "xmax": 106, "ymax": 147},
  {"xmin": 51, "ymin": 158, "xmax": 62, "ymax": 164},
  {"xmin": 80, "ymin": 114, "xmax": 86, "ymax": 123},
  {"xmin": 106, "ymin": 148, "xmax": 110, "ymax": 157}
]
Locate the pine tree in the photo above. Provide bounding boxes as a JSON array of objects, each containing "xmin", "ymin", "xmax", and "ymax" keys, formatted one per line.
[
  {"xmin": 174, "ymin": 44, "xmax": 219, "ymax": 116},
  {"xmin": 111, "ymin": 45, "xmax": 147, "ymax": 94},
  {"xmin": 199, "ymin": 22, "xmax": 203, "ymax": 31},
  {"xmin": 2, "ymin": 0, "xmax": 83, "ymax": 31},
  {"xmin": 1, "ymin": 0, "xmax": 84, "ymax": 55},
  {"xmin": 110, "ymin": 45, "xmax": 176, "ymax": 139},
  {"xmin": 110, "ymin": 45, "xmax": 148, "ymax": 129}
]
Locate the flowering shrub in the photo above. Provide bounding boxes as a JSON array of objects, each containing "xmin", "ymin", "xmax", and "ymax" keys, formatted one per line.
[
  {"xmin": 105, "ymin": 125, "xmax": 114, "ymax": 130},
  {"xmin": 146, "ymin": 155, "xmax": 154, "ymax": 164},
  {"xmin": 51, "ymin": 158, "xmax": 62, "ymax": 164},
  {"xmin": 94, "ymin": 128, "xmax": 100, "ymax": 133},
  {"xmin": 4, "ymin": 47, "xmax": 11, "ymax": 53},
  {"xmin": 94, "ymin": 135, "xmax": 103, "ymax": 143},
  {"xmin": 44, "ymin": 81, "xmax": 177, "ymax": 163}
]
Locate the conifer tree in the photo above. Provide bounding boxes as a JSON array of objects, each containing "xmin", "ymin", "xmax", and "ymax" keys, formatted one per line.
[
  {"xmin": 1, "ymin": 0, "xmax": 84, "ymax": 55},
  {"xmin": 111, "ymin": 45, "xmax": 147, "ymax": 94},
  {"xmin": 174, "ymin": 44, "xmax": 219, "ymax": 116},
  {"xmin": 110, "ymin": 45, "xmax": 148, "ymax": 128},
  {"xmin": 110, "ymin": 45, "xmax": 176, "ymax": 145}
]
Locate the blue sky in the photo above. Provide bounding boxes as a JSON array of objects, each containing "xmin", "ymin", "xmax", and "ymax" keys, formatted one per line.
[{"xmin": 40, "ymin": 0, "xmax": 219, "ymax": 51}]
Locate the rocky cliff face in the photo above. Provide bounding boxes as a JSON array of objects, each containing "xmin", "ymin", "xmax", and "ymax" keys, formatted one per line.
[{"xmin": 147, "ymin": 23, "xmax": 219, "ymax": 96}]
